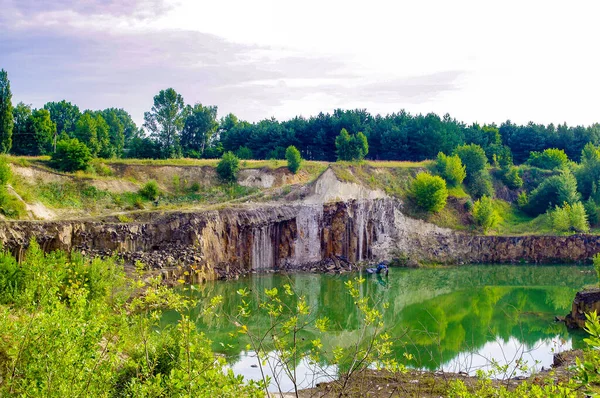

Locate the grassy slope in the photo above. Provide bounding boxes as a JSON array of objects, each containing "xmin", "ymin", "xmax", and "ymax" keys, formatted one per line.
[{"xmin": 5, "ymin": 156, "xmax": 590, "ymax": 236}]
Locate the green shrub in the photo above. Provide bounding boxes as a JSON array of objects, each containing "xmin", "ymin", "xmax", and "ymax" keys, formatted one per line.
[
  {"xmin": 50, "ymin": 138, "xmax": 92, "ymax": 172},
  {"xmin": 517, "ymin": 191, "xmax": 529, "ymax": 209},
  {"xmin": 189, "ymin": 182, "xmax": 201, "ymax": 193},
  {"xmin": 466, "ymin": 170, "xmax": 494, "ymax": 199},
  {"xmin": 472, "ymin": 195, "xmax": 502, "ymax": 233},
  {"xmin": 464, "ymin": 199, "xmax": 473, "ymax": 212},
  {"xmin": 501, "ymin": 166, "xmax": 523, "ymax": 189},
  {"xmin": 285, "ymin": 145, "xmax": 302, "ymax": 174},
  {"xmin": 549, "ymin": 201, "xmax": 589, "ymax": 233},
  {"xmin": 435, "ymin": 152, "xmax": 466, "ymax": 186},
  {"xmin": 527, "ymin": 148, "xmax": 569, "ymax": 170},
  {"xmin": 454, "ymin": 144, "xmax": 487, "ymax": 179},
  {"xmin": 217, "ymin": 152, "xmax": 240, "ymax": 183},
  {"xmin": 235, "ymin": 146, "xmax": 253, "ymax": 160},
  {"xmin": 525, "ymin": 171, "xmax": 580, "ymax": 216},
  {"xmin": 139, "ymin": 180, "xmax": 161, "ymax": 201},
  {"xmin": 411, "ymin": 172, "xmax": 448, "ymax": 213}
]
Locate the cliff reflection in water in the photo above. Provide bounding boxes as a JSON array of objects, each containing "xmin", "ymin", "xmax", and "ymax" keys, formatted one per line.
[{"xmin": 162, "ymin": 265, "xmax": 594, "ymax": 373}]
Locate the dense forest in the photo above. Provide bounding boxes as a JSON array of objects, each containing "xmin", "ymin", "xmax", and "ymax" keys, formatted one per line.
[{"xmin": 1, "ymin": 69, "xmax": 599, "ymax": 164}]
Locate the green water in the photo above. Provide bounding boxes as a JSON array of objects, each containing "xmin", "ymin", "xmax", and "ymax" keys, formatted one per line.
[{"xmin": 163, "ymin": 265, "xmax": 594, "ymax": 386}]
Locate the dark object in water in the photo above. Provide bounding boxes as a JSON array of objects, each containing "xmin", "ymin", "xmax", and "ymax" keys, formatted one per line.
[{"xmin": 366, "ymin": 262, "xmax": 389, "ymax": 276}]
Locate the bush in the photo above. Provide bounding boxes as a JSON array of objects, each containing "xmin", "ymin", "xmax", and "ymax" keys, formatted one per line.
[
  {"xmin": 50, "ymin": 138, "xmax": 93, "ymax": 172},
  {"xmin": 454, "ymin": 144, "xmax": 487, "ymax": 179},
  {"xmin": 139, "ymin": 180, "xmax": 161, "ymax": 201},
  {"xmin": 550, "ymin": 201, "xmax": 589, "ymax": 233},
  {"xmin": 189, "ymin": 182, "xmax": 201, "ymax": 193},
  {"xmin": 517, "ymin": 191, "xmax": 528, "ymax": 209},
  {"xmin": 217, "ymin": 151, "xmax": 240, "ymax": 183},
  {"xmin": 527, "ymin": 148, "xmax": 569, "ymax": 170},
  {"xmin": 235, "ymin": 146, "xmax": 253, "ymax": 160},
  {"xmin": 525, "ymin": 171, "xmax": 580, "ymax": 216},
  {"xmin": 464, "ymin": 199, "xmax": 473, "ymax": 212},
  {"xmin": 501, "ymin": 166, "xmax": 523, "ymax": 189},
  {"xmin": 466, "ymin": 170, "xmax": 494, "ymax": 199},
  {"xmin": 411, "ymin": 172, "xmax": 448, "ymax": 213},
  {"xmin": 472, "ymin": 195, "xmax": 502, "ymax": 233},
  {"xmin": 435, "ymin": 152, "xmax": 466, "ymax": 186},
  {"xmin": 285, "ymin": 145, "xmax": 302, "ymax": 174}
]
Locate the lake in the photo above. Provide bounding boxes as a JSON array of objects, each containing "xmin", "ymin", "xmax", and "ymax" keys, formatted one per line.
[{"xmin": 163, "ymin": 265, "xmax": 594, "ymax": 391}]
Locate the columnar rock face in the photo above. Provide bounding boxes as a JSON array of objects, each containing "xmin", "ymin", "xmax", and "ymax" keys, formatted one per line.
[{"xmin": 1, "ymin": 198, "xmax": 599, "ymax": 274}]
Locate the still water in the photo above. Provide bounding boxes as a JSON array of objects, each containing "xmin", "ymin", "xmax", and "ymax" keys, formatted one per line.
[{"xmin": 163, "ymin": 265, "xmax": 593, "ymax": 391}]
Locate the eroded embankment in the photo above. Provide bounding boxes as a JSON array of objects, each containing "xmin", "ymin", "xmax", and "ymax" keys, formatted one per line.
[{"xmin": 0, "ymin": 196, "xmax": 599, "ymax": 279}]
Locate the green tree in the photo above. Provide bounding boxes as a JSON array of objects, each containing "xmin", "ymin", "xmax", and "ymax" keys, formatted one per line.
[
  {"xmin": 550, "ymin": 201, "xmax": 589, "ymax": 233},
  {"xmin": 525, "ymin": 172, "xmax": 580, "ymax": 216},
  {"xmin": 101, "ymin": 109, "xmax": 125, "ymax": 157},
  {"xmin": 472, "ymin": 195, "xmax": 502, "ymax": 233},
  {"xmin": 217, "ymin": 151, "xmax": 240, "ymax": 183},
  {"xmin": 26, "ymin": 109, "xmax": 56, "ymax": 155},
  {"xmin": 285, "ymin": 145, "xmax": 302, "ymax": 173},
  {"xmin": 44, "ymin": 100, "xmax": 81, "ymax": 149},
  {"xmin": 411, "ymin": 172, "xmax": 448, "ymax": 212},
  {"xmin": 501, "ymin": 166, "xmax": 523, "ymax": 190},
  {"xmin": 454, "ymin": 144, "xmax": 488, "ymax": 179},
  {"xmin": 95, "ymin": 113, "xmax": 112, "ymax": 158},
  {"xmin": 575, "ymin": 143, "xmax": 600, "ymax": 199},
  {"xmin": 43, "ymin": 100, "xmax": 80, "ymax": 136},
  {"xmin": 143, "ymin": 88, "xmax": 188, "ymax": 158},
  {"xmin": 235, "ymin": 146, "xmax": 253, "ymax": 160},
  {"xmin": 75, "ymin": 111, "xmax": 100, "ymax": 156},
  {"xmin": 527, "ymin": 148, "xmax": 569, "ymax": 170},
  {"xmin": 50, "ymin": 138, "xmax": 92, "ymax": 172},
  {"xmin": 11, "ymin": 102, "xmax": 32, "ymax": 155},
  {"xmin": 335, "ymin": 129, "xmax": 369, "ymax": 161},
  {"xmin": 181, "ymin": 103, "xmax": 218, "ymax": 157},
  {"xmin": 0, "ymin": 69, "xmax": 13, "ymax": 153},
  {"xmin": 467, "ymin": 170, "xmax": 494, "ymax": 199},
  {"xmin": 436, "ymin": 152, "xmax": 466, "ymax": 186}
]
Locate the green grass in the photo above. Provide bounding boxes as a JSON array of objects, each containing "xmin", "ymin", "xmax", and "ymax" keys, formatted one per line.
[
  {"xmin": 447, "ymin": 185, "xmax": 469, "ymax": 198},
  {"xmin": 493, "ymin": 199, "xmax": 553, "ymax": 235},
  {"xmin": 365, "ymin": 160, "xmax": 433, "ymax": 168}
]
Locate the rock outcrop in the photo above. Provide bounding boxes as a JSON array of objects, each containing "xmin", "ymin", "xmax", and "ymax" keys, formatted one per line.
[
  {"xmin": 2, "ymin": 167, "xmax": 600, "ymax": 278},
  {"xmin": 565, "ymin": 288, "xmax": 600, "ymax": 329},
  {"xmin": 1, "ymin": 197, "xmax": 599, "ymax": 279}
]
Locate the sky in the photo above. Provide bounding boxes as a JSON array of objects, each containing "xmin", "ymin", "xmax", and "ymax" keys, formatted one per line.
[{"xmin": 1, "ymin": 0, "xmax": 599, "ymax": 127}]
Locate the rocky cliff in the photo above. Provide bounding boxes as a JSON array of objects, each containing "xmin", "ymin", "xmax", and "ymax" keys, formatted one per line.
[{"xmin": 1, "ymin": 168, "xmax": 599, "ymax": 278}]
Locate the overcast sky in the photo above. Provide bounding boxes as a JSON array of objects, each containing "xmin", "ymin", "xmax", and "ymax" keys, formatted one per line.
[{"xmin": 1, "ymin": 0, "xmax": 599, "ymax": 126}]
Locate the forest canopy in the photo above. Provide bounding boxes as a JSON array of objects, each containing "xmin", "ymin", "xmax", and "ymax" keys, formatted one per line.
[{"xmin": 1, "ymin": 69, "xmax": 600, "ymax": 164}]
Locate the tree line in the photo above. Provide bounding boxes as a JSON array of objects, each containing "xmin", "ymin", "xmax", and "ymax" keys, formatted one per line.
[{"xmin": 1, "ymin": 69, "xmax": 599, "ymax": 164}]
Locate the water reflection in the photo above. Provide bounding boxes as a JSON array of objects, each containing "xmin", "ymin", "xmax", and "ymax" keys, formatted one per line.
[{"xmin": 162, "ymin": 265, "xmax": 593, "ymax": 389}]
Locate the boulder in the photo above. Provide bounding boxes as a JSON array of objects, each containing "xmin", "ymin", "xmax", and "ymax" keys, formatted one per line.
[{"xmin": 564, "ymin": 288, "xmax": 600, "ymax": 329}]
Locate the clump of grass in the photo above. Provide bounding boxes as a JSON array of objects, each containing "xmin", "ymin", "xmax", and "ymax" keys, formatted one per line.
[{"xmin": 117, "ymin": 214, "xmax": 133, "ymax": 223}]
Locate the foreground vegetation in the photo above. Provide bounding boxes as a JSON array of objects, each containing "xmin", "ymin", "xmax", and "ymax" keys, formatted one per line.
[
  {"xmin": 2, "ymin": 244, "xmax": 600, "ymax": 397},
  {"xmin": 0, "ymin": 242, "xmax": 263, "ymax": 397}
]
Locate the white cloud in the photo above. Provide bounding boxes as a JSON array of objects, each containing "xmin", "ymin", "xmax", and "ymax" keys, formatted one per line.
[{"xmin": 2, "ymin": 0, "xmax": 600, "ymax": 126}]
